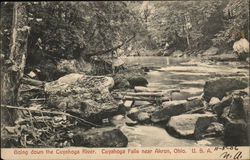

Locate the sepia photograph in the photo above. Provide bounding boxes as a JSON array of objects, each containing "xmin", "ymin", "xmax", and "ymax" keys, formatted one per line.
[{"xmin": 0, "ymin": 0, "xmax": 249, "ymax": 159}]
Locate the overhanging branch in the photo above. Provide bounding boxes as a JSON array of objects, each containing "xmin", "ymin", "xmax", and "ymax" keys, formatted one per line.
[{"xmin": 86, "ymin": 33, "xmax": 136, "ymax": 57}]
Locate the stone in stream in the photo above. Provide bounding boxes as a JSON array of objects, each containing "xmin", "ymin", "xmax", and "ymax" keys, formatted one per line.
[
  {"xmin": 127, "ymin": 76, "xmax": 148, "ymax": 88},
  {"xmin": 72, "ymin": 127, "xmax": 128, "ymax": 147},
  {"xmin": 219, "ymin": 94, "xmax": 249, "ymax": 145},
  {"xmin": 209, "ymin": 97, "xmax": 220, "ymax": 106},
  {"xmin": 221, "ymin": 96, "xmax": 246, "ymax": 120},
  {"xmin": 124, "ymin": 100, "xmax": 134, "ymax": 108},
  {"xmin": 223, "ymin": 118, "xmax": 249, "ymax": 146},
  {"xmin": 242, "ymin": 96, "xmax": 250, "ymax": 145},
  {"xmin": 137, "ymin": 112, "xmax": 151, "ymax": 123},
  {"xmin": 45, "ymin": 73, "xmax": 119, "ymax": 123},
  {"xmin": 127, "ymin": 106, "xmax": 156, "ymax": 123},
  {"xmin": 151, "ymin": 98, "xmax": 204, "ymax": 123},
  {"xmin": 114, "ymin": 79, "xmax": 130, "ymax": 89},
  {"xmin": 204, "ymin": 122, "xmax": 224, "ymax": 137},
  {"xmin": 151, "ymin": 100, "xmax": 187, "ymax": 123},
  {"xmin": 166, "ymin": 113, "xmax": 216, "ymax": 139},
  {"xmin": 212, "ymin": 96, "xmax": 232, "ymax": 117},
  {"xmin": 203, "ymin": 77, "xmax": 248, "ymax": 102}
]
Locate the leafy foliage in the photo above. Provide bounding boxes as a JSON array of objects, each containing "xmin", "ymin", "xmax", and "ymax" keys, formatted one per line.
[
  {"xmin": 26, "ymin": 2, "xmax": 141, "ymax": 62},
  {"xmin": 212, "ymin": 0, "xmax": 249, "ymax": 48},
  {"xmin": 147, "ymin": 1, "xmax": 227, "ymax": 51}
]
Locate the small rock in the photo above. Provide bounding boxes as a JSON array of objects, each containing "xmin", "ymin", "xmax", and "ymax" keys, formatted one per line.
[
  {"xmin": 185, "ymin": 97, "xmax": 204, "ymax": 110},
  {"xmin": 127, "ymin": 108, "xmax": 140, "ymax": 120},
  {"xmin": 111, "ymin": 115, "xmax": 125, "ymax": 127},
  {"xmin": 137, "ymin": 112, "xmax": 150, "ymax": 123},
  {"xmin": 124, "ymin": 101, "xmax": 134, "ymax": 108},
  {"xmin": 125, "ymin": 116, "xmax": 138, "ymax": 126},
  {"xmin": 213, "ymin": 96, "xmax": 232, "ymax": 117},
  {"xmin": 72, "ymin": 127, "xmax": 128, "ymax": 147},
  {"xmin": 114, "ymin": 79, "xmax": 130, "ymax": 89},
  {"xmin": 202, "ymin": 47, "xmax": 219, "ymax": 56},
  {"xmin": 206, "ymin": 122, "xmax": 224, "ymax": 136},
  {"xmin": 128, "ymin": 76, "xmax": 148, "ymax": 88},
  {"xmin": 172, "ymin": 50, "xmax": 184, "ymax": 57},
  {"xmin": 27, "ymin": 71, "xmax": 36, "ymax": 78},
  {"xmin": 209, "ymin": 97, "xmax": 220, "ymax": 106},
  {"xmin": 228, "ymin": 96, "xmax": 246, "ymax": 119}
]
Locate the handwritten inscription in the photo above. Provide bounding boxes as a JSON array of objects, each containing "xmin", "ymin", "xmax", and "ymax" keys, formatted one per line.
[{"xmin": 220, "ymin": 151, "xmax": 243, "ymax": 159}]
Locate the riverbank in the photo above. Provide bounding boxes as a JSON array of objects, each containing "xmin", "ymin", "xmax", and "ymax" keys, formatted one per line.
[{"xmin": 1, "ymin": 56, "xmax": 249, "ymax": 148}]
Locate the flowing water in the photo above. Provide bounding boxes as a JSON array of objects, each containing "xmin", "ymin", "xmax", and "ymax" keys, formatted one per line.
[{"xmin": 113, "ymin": 56, "xmax": 249, "ymax": 147}]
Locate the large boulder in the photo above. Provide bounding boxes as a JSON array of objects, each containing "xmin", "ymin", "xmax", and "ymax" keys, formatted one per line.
[
  {"xmin": 203, "ymin": 77, "xmax": 248, "ymax": 102},
  {"xmin": 224, "ymin": 118, "xmax": 249, "ymax": 146},
  {"xmin": 151, "ymin": 100, "xmax": 187, "ymax": 123},
  {"xmin": 151, "ymin": 98, "xmax": 203, "ymax": 123},
  {"xmin": 72, "ymin": 127, "xmax": 128, "ymax": 147},
  {"xmin": 166, "ymin": 113, "xmax": 216, "ymax": 138},
  {"xmin": 220, "ymin": 93, "xmax": 249, "ymax": 145},
  {"xmin": 233, "ymin": 38, "xmax": 249, "ymax": 61},
  {"xmin": 242, "ymin": 96, "xmax": 250, "ymax": 145},
  {"xmin": 45, "ymin": 74, "xmax": 118, "ymax": 123}
]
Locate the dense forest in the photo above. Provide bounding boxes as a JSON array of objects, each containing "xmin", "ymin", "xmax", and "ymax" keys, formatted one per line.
[
  {"xmin": 1, "ymin": 1, "xmax": 249, "ymax": 81},
  {"xmin": 0, "ymin": 1, "xmax": 249, "ymax": 149}
]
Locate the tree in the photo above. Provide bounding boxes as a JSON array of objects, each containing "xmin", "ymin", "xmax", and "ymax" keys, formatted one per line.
[
  {"xmin": 146, "ymin": 1, "xmax": 226, "ymax": 52},
  {"xmin": 1, "ymin": 2, "xmax": 29, "ymax": 125},
  {"xmin": 212, "ymin": 0, "xmax": 249, "ymax": 49}
]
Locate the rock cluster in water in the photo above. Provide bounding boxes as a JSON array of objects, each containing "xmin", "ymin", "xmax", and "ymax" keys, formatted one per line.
[{"xmin": 43, "ymin": 72, "xmax": 249, "ymax": 147}]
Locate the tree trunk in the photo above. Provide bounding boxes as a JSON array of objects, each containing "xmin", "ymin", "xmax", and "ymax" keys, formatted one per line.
[
  {"xmin": 184, "ymin": 15, "xmax": 191, "ymax": 49},
  {"xmin": 1, "ymin": 3, "xmax": 29, "ymax": 126}
]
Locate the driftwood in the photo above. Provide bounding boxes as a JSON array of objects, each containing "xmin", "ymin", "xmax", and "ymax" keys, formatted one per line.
[
  {"xmin": 116, "ymin": 96, "xmax": 170, "ymax": 102},
  {"xmin": 1, "ymin": 104, "xmax": 100, "ymax": 127},
  {"xmin": 134, "ymin": 87, "xmax": 180, "ymax": 93},
  {"xmin": 22, "ymin": 77, "xmax": 44, "ymax": 87},
  {"xmin": 30, "ymin": 98, "xmax": 46, "ymax": 101},
  {"xmin": 122, "ymin": 92, "xmax": 164, "ymax": 97}
]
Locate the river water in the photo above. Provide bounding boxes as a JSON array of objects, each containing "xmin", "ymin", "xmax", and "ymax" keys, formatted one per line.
[{"xmin": 113, "ymin": 56, "xmax": 249, "ymax": 147}]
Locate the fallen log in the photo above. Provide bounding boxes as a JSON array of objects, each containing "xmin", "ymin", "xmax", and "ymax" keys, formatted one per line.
[
  {"xmin": 134, "ymin": 87, "xmax": 180, "ymax": 93},
  {"xmin": 117, "ymin": 96, "xmax": 170, "ymax": 102},
  {"xmin": 123, "ymin": 92, "xmax": 164, "ymax": 97},
  {"xmin": 1, "ymin": 104, "xmax": 100, "ymax": 127},
  {"xmin": 22, "ymin": 77, "xmax": 44, "ymax": 87},
  {"xmin": 30, "ymin": 98, "xmax": 46, "ymax": 101}
]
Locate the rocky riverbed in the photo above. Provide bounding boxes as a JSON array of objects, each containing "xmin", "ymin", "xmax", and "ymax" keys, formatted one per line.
[{"xmin": 2, "ymin": 57, "xmax": 249, "ymax": 148}]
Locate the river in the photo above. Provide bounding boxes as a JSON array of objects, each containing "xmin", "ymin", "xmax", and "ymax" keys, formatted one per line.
[{"xmin": 113, "ymin": 56, "xmax": 249, "ymax": 147}]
